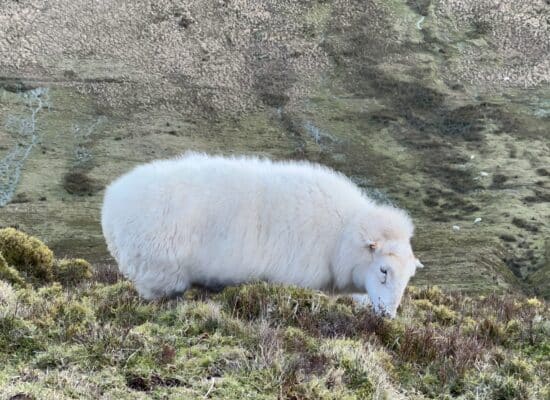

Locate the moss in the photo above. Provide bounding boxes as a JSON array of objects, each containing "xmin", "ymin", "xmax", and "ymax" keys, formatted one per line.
[
  {"xmin": 36, "ymin": 282, "xmax": 64, "ymax": 300},
  {"xmin": 179, "ymin": 301, "xmax": 225, "ymax": 336},
  {"xmin": 0, "ymin": 228, "xmax": 54, "ymax": 282},
  {"xmin": 53, "ymin": 258, "xmax": 93, "ymax": 286},
  {"xmin": 505, "ymin": 319, "xmax": 522, "ymax": 340},
  {"xmin": 375, "ymin": 319, "xmax": 405, "ymax": 348},
  {"xmin": 56, "ymin": 299, "xmax": 96, "ymax": 339},
  {"xmin": 321, "ymin": 339, "xmax": 376, "ymax": 399},
  {"xmin": 33, "ymin": 344, "xmax": 81, "ymax": 369}
]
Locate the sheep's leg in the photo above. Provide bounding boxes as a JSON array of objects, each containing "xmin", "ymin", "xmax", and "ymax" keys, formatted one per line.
[
  {"xmin": 135, "ymin": 283, "xmax": 165, "ymax": 300},
  {"xmin": 351, "ymin": 294, "xmax": 372, "ymax": 308},
  {"xmin": 134, "ymin": 272, "xmax": 190, "ymax": 300}
]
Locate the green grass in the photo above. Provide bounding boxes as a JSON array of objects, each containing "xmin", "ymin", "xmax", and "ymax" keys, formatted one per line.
[{"xmin": 1, "ymin": 229, "xmax": 549, "ymax": 399}]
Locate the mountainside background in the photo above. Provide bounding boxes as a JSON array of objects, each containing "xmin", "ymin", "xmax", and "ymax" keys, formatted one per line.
[{"xmin": 0, "ymin": 0, "xmax": 549, "ymax": 297}]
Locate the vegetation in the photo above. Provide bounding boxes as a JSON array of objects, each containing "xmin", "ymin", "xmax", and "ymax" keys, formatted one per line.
[
  {"xmin": 0, "ymin": 229, "xmax": 548, "ymax": 399},
  {"xmin": 0, "ymin": 228, "xmax": 54, "ymax": 283}
]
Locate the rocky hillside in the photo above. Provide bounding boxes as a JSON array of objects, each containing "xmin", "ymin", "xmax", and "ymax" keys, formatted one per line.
[{"xmin": 0, "ymin": 0, "xmax": 549, "ymax": 296}]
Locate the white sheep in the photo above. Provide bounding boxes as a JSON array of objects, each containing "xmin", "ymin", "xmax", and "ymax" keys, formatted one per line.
[{"xmin": 101, "ymin": 153, "xmax": 423, "ymax": 317}]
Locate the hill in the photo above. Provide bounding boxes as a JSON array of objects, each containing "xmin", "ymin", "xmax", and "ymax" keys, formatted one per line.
[{"xmin": 0, "ymin": 1, "xmax": 549, "ymax": 295}]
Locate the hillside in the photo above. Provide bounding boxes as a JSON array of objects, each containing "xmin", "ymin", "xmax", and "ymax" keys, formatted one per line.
[
  {"xmin": 0, "ymin": 228, "xmax": 548, "ymax": 399},
  {"xmin": 0, "ymin": 2, "xmax": 549, "ymax": 294}
]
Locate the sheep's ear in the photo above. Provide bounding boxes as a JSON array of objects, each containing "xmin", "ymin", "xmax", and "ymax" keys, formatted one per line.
[
  {"xmin": 414, "ymin": 258, "xmax": 424, "ymax": 268},
  {"xmin": 366, "ymin": 240, "xmax": 378, "ymax": 251}
]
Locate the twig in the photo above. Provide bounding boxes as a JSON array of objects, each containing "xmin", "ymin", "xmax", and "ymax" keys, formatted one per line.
[{"xmin": 203, "ymin": 378, "xmax": 216, "ymax": 398}]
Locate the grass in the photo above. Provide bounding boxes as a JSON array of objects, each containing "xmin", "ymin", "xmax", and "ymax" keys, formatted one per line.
[{"xmin": 0, "ymin": 229, "xmax": 549, "ymax": 399}]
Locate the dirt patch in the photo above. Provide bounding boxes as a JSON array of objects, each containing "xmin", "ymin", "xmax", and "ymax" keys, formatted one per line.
[
  {"xmin": 63, "ymin": 170, "xmax": 103, "ymax": 196},
  {"xmin": 125, "ymin": 373, "xmax": 182, "ymax": 392},
  {"xmin": 491, "ymin": 174, "xmax": 508, "ymax": 188},
  {"xmin": 0, "ymin": 79, "xmax": 36, "ymax": 93},
  {"xmin": 407, "ymin": 0, "xmax": 431, "ymax": 16},
  {"xmin": 253, "ymin": 57, "xmax": 296, "ymax": 108},
  {"xmin": 422, "ymin": 187, "xmax": 481, "ymax": 222},
  {"xmin": 512, "ymin": 217, "xmax": 539, "ymax": 233},
  {"xmin": 524, "ymin": 189, "xmax": 550, "ymax": 204},
  {"xmin": 8, "ymin": 394, "xmax": 35, "ymax": 400},
  {"xmin": 499, "ymin": 233, "xmax": 516, "ymax": 243}
]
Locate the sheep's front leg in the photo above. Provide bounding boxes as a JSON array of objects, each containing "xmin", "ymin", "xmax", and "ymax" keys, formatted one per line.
[{"xmin": 351, "ymin": 293, "xmax": 372, "ymax": 308}]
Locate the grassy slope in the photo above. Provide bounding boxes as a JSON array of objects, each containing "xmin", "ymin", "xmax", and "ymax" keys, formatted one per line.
[
  {"xmin": 0, "ymin": 229, "xmax": 549, "ymax": 400},
  {"xmin": 1, "ymin": 0, "xmax": 548, "ymax": 297}
]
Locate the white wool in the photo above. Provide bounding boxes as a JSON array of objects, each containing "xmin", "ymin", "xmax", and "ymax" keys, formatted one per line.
[{"xmin": 101, "ymin": 153, "xmax": 420, "ymax": 317}]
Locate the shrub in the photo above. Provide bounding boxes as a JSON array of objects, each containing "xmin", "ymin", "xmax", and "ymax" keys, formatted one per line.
[
  {"xmin": 409, "ymin": 285, "xmax": 447, "ymax": 305},
  {"xmin": 489, "ymin": 376, "xmax": 530, "ymax": 400},
  {"xmin": 413, "ymin": 299, "xmax": 458, "ymax": 325},
  {"xmin": 91, "ymin": 281, "xmax": 152, "ymax": 327},
  {"xmin": 53, "ymin": 258, "xmax": 93, "ymax": 285},
  {"xmin": 219, "ymin": 282, "xmax": 329, "ymax": 322},
  {"xmin": 0, "ymin": 316, "xmax": 43, "ymax": 359},
  {"xmin": 0, "ymin": 252, "xmax": 27, "ymax": 287},
  {"xmin": 503, "ymin": 358, "xmax": 533, "ymax": 382},
  {"xmin": 341, "ymin": 357, "xmax": 374, "ymax": 398},
  {"xmin": 0, "ymin": 228, "xmax": 54, "ymax": 282},
  {"xmin": 283, "ymin": 326, "xmax": 319, "ymax": 353},
  {"xmin": 477, "ymin": 318, "xmax": 507, "ymax": 345}
]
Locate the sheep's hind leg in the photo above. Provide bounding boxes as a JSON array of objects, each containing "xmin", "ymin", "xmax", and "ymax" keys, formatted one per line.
[{"xmin": 135, "ymin": 274, "xmax": 190, "ymax": 300}]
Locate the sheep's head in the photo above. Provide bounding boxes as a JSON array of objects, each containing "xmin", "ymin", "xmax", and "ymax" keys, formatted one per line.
[
  {"xmin": 358, "ymin": 238, "xmax": 422, "ymax": 318},
  {"xmin": 335, "ymin": 205, "xmax": 423, "ymax": 318}
]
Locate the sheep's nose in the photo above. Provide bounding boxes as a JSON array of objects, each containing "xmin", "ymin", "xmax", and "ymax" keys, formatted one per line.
[{"xmin": 375, "ymin": 302, "xmax": 397, "ymax": 318}]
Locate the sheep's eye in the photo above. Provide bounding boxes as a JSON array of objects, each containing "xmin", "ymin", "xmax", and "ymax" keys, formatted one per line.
[{"xmin": 380, "ymin": 267, "xmax": 388, "ymax": 284}]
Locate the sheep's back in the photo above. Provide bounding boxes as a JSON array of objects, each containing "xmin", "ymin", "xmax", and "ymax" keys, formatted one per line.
[{"xmin": 102, "ymin": 154, "xmax": 367, "ymax": 288}]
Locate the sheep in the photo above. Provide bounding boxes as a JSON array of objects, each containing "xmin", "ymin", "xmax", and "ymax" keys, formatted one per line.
[{"xmin": 101, "ymin": 153, "xmax": 423, "ymax": 317}]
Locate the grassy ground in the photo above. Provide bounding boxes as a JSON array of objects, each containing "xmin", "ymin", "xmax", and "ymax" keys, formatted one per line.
[{"xmin": 1, "ymin": 229, "xmax": 548, "ymax": 399}]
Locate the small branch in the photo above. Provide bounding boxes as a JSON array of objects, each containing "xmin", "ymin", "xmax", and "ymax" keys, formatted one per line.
[{"xmin": 203, "ymin": 378, "xmax": 216, "ymax": 398}]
